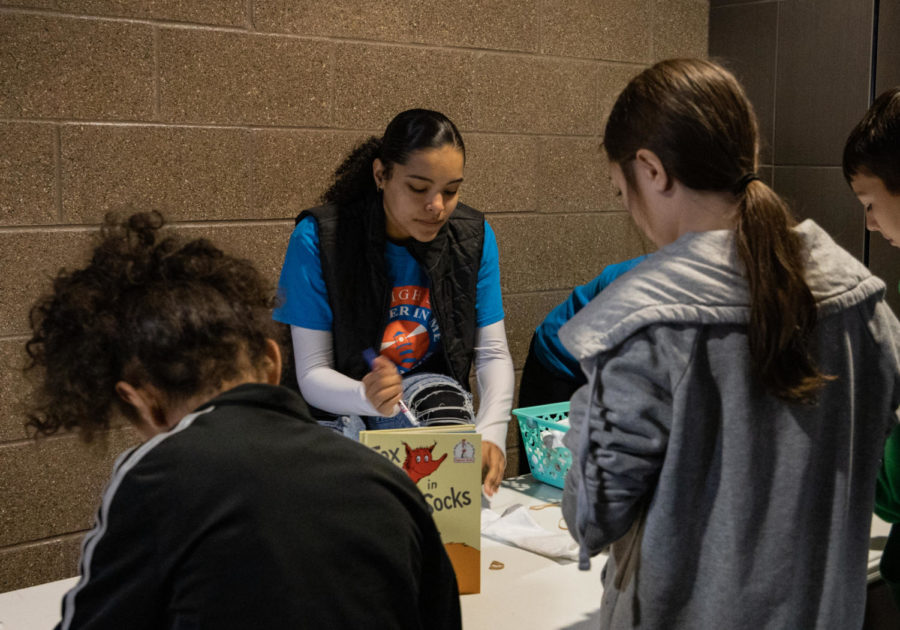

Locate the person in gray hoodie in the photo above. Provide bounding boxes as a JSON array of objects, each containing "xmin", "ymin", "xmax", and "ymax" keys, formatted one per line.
[{"xmin": 560, "ymin": 58, "xmax": 900, "ymax": 629}]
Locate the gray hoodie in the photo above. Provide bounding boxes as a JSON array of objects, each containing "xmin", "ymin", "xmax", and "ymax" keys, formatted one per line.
[{"xmin": 560, "ymin": 220, "xmax": 900, "ymax": 629}]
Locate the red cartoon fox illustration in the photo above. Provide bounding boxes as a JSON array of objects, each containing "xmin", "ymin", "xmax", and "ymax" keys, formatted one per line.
[{"xmin": 402, "ymin": 442, "xmax": 447, "ymax": 484}]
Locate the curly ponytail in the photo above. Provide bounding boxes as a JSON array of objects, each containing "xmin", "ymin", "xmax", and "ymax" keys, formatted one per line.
[
  {"xmin": 321, "ymin": 136, "xmax": 382, "ymax": 206},
  {"xmin": 604, "ymin": 58, "xmax": 830, "ymax": 403}
]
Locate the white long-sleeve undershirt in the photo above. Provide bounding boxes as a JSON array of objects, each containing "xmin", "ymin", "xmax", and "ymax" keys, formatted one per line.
[{"xmin": 290, "ymin": 321, "xmax": 514, "ymax": 452}]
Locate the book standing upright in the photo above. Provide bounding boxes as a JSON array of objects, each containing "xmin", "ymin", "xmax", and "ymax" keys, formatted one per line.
[{"xmin": 360, "ymin": 424, "xmax": 481, "ymax": 594}]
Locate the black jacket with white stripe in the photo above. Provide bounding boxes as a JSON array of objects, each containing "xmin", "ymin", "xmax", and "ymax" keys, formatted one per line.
[{"xmin": 56, "ymin": 383, "xmax": 460, "ymax": 629}]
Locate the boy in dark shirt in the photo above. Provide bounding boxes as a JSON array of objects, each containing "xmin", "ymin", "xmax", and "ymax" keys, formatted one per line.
[{"xmin": 844, "ymin": 86, "xmax": 900, "ymax": 608}]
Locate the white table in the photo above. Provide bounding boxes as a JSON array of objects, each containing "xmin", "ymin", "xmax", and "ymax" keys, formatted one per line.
[
  {"xmin": 462, "ymin": 477, "xmax": 892, "ymax": 627},
  {"xmin": 0, "ymin": 475, "xmax": 892, "ymax": 630},
  {"xmin": 462, "ymin": 476, "xmax": 604, "ymax": 629},
  {"xmin": 0, "ymin": 476, "xmax": 604, "ymax": 630},
  {"xmin": 0, "ymin": 577, "xmax": 77, "ymax": 630}
]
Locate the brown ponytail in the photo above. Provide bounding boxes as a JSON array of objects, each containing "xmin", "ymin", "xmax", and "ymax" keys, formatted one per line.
[
  {"xmin": 604, "ymin": 59, "xmax": 830, "ymax": 403},
  {"xmin": 735, "ymin": 181, "xmax": 832, "ymax": 402}
]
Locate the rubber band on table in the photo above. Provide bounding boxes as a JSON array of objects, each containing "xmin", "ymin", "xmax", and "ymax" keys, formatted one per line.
[{"xmin": 529, "ymin": 501, "xmax": 561, "ymax": 511}]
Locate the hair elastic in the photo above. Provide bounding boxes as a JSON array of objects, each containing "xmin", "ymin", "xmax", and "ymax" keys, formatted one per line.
[{"xmin": 733, "ymin": 172, "xmax": 761, "ymax": 194}]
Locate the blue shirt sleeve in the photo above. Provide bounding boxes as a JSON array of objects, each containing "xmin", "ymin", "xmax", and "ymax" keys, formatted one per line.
[
  {"xmin": 476, "ymin": 222, "xmax": 505, "ymax": 327},
  {"xmin": 533, "ymin": 255, "xmax": 648, "ymax": 380},
  {"xmin": 273, "ymin": 217, "xmax": 333, "ymax": 330}
]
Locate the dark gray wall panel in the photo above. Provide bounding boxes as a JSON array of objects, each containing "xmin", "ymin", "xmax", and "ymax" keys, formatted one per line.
[
  {"xmin": 709, "ymin": 0, "xmax": 767, "ymax": 6},
  {"xmin": 773, "ymin": 166, "xmax": 865, "ymax": 259},
  {"xmin": 709, "ymin": 2, "xmax": 778, "ymax": 163},
  {"xmin": 876, "ymin": 0, "xmax": 900, "ymax": 91},
  {"xmin": 774, "ymin": 0, "xmax": 873, "ymax": 165}
]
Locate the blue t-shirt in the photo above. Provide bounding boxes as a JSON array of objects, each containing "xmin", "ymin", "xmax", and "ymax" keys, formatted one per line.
[
  {"xmin": 533, "ymin": 255, "xmax": 648, "ymax": 380},
  {"xmin": 274, "ymin": 216, "xmax": 504, "ymax": 374}
]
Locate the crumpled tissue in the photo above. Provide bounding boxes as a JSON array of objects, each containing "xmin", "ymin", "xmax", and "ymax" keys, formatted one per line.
[{"xmin": 481, "ymin": 503, "xmax": 580, "ymax": 562}]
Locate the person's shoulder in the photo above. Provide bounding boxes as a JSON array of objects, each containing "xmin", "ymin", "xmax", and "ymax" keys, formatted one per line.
[
  {"xmin": 290, "ymin": 214, "xmax": 318, "ymax": 239},
  {"xmin": 130, "ymin": 406, "xmax": 221, "ymax": 463},
  {"xmin": 297, "ymin": 203, "xmax": 339, "ymax": 227},
  {"xmin": 451, "ymin": 202, "xmax": 484, "ymax": 222},
  {"xmin": 127, "ymin": 392, "xmax": 314, "ymax": 477},
  {"xmin": 291, "ymin": 204, "xmax": 341, "ymax": 248},
  {"xmin": 101, "ymin": 414, "xmax": 214, "ymax": 498},
  {"xmin": 598, "ymin": 255, "xmax": 649, "ymax": 285},
  {"xmin": 442, "ymin": 203, "xmax": 486, "ymax": 253}
]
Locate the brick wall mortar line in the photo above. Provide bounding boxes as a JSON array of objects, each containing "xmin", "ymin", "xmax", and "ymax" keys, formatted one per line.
[
  {"xmin": 0, "ymin": 6, "xmax": 243, "ymax": 30},
  {"xmin": 0, "ymin": 209, "xmax": 627, "ymax": 234},
  {"xmin": 0, "ymin": 424, "xmax": 134, "ymax": 450},
  {"xmin": 0, "ymin": 218, "xmax": 296, "ymax": 234},
  {"xmin": 0, "ymin": 6, "xmax": 648, "ymax": 67},
  {"xmin": 0, "ymin": 118, "xmax": 603, "ymax": 140},
  {"xmin": 0, "ymin": 531, "xmax": 86, "ymax": 554}
]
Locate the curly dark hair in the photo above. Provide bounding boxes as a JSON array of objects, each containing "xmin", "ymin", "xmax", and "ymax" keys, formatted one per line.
[{"xmin": 25, "ymin": 211, "xmax": 280, "ymax": 440}]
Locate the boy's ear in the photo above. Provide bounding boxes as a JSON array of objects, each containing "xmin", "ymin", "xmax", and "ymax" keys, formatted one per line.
[
  {"xmin": 634, "ymin": 148, "xmax": 673, "ymax": 193},
  {"xmin": 262, "ymin": 338, "xmax": 282, "ymax": 386},
  {"xmin": 114, "ymin": 381, "xmax": 168, "ymax": 440}
]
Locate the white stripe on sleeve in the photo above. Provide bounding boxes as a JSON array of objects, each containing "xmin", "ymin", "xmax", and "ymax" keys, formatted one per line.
[{"xmin": 60, "ymin": 406, "xmax": 215, "ymax": 629}]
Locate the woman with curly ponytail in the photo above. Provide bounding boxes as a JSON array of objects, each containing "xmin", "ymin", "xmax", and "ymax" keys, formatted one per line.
[
  {"xmin": 274, "ymin": 109, "xmax": 514, "ymax": 495},
  {"xmin": 560, "ymin": 59, "xmax": 900, "ymax": 628}
]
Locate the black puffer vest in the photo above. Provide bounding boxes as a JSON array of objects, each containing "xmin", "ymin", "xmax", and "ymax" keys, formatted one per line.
[{"xmin": 296, "ymin": 199, "xmax": 485, "ymax": 392}]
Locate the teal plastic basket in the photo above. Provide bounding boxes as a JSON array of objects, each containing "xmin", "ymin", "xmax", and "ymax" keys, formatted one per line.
[{"xmin": 512, "ymin": 402, "xmax": 572, "ymax": 489}]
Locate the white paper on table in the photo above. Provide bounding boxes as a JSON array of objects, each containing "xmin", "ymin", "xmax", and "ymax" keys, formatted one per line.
[{"xmin": 481, "ymin": 504, "xmax": 579, "ymax": 562}]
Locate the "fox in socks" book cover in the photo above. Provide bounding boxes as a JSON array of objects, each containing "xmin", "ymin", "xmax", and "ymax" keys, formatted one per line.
[{"xmin": 360, "ymin": 424, "xmax": 481, "ymax": 594}]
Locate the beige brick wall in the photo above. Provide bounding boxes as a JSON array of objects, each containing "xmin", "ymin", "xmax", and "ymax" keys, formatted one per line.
[{"xmin": 0, "ymin": 0, "xmax": 707, "ymax": 592}]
